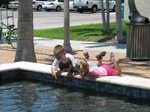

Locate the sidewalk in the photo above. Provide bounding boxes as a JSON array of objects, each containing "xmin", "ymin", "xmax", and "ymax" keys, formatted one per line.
[{"xmin": 0, "ymin": 39, "xmax": 150, "ymax": 78}]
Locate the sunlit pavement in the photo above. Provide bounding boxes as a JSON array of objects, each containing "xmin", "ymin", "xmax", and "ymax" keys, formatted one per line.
[{"xmin": 0, "ymin": 39, "xmax": 150, "ymax": 78}]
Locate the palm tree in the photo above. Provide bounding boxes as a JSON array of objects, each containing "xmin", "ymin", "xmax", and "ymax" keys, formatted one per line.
[
  {"xmin": 99, "ymin": 0, "xmax": 107, "ymax": 32},
  {"xmin": 99, "ymin": 0, "xmax": 110, "ymax": 32},
  {"xmin": 14, "ymin": 0, "xmax": 37, "ymax": 62}
]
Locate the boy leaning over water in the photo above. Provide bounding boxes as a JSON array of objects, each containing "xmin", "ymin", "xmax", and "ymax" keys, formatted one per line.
[
  {"xmin": 51, "ymin": 45, "xmax": 77, "ymax": 79},
  {"xmin": 59, "ymin": 58, "xmax": 79, "ymax": 77}
]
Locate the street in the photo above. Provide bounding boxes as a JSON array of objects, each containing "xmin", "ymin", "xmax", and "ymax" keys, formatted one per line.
[
  {"xmin": 0, "ymin": 10, "xmax": 125, "ymax": 53},
  {"xmin": 3, "ymin": 10, "xmax": 116, "ymax": 29}
]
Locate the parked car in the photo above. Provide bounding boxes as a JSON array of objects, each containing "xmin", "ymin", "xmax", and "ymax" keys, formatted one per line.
[
  {"xmin": 69, "ymin": 0, "xmax": 76, "ymax": 11},
  {"xmin": 33, "ymin": 0, "xmax": 49, "ymax": 11},
  {"xmin": 8, "ymin": 0, "xmax": 49, "ymax": 11},
  {"xmin": 42, "ymin": 0, "xmax": 76, "ymax": 12},
  {"xmin": 42, "ymin": 0, "xmax": 64, "ymax": 12},
  {"xmin": 62, "ymin": 0, "xmax": 76, "ymax": 11},
  {"xmin": 74, "ymin": 0, "xmax": 116, "ymax": 13},
  {"xmin": 8, "ymin": 0, "xmax": 18, "ymax": 9},
  {"xmin": 107, "ymin": 0, "xmax": 116, "ymax": 12}
]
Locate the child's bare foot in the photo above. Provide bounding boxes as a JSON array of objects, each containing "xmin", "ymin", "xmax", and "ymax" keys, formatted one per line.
[{"xmin": 118, "ymin": 57, "xmax": 130, "ymax": 63}]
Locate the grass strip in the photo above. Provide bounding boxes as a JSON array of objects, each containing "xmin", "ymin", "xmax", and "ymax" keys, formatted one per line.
[{"xmin": 34, "ymin": 22, "xmax": 127, "ymax": 42}]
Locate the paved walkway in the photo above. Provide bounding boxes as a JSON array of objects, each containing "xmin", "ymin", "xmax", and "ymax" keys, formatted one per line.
[{"xmin": 0, "ymin": 38, "xmax": 150, "ymax": 78}]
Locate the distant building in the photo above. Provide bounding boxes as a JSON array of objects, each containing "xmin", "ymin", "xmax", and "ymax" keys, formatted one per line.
[{"xmin": 124, "ymin": 0, "xmax": 150, "ymax": 22}]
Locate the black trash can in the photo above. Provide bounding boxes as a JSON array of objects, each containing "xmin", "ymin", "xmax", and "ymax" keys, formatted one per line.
[{"xmin": 126, "ymin": 23, "xmax": 150, "ymax": 61}]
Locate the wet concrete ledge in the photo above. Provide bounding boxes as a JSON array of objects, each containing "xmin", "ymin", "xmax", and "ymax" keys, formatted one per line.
[{"xmin": 0, "ymin": 62, "xmax": 150, "ymax": 101}]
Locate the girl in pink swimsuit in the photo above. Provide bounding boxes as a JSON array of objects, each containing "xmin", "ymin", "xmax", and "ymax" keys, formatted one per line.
[{"xmin": 75, "ymin": 58, "xmax": 126, "ymax": 79}]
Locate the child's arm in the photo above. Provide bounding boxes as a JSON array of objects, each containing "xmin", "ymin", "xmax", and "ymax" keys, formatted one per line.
[
  {"xmin": 51, "ymin": 67, "xmax": 57, "ymax": 79},
  {"xmin": 91, "ymin": 73, "xmax": 101, "ymax": 78},
  {"xmin": 88, "ymin": 73, "xmax": 102, "ymax": 80},
  {"xmin": 73, "ymin": 72, "xmax": 80, "ymax": 75},
  {"xmin": 67, "ymin": 66, "xmax": 80, "ymax": 77},
  {"xmin": 67, "ymin": 72, "xmax": 73, "ymax": 77},
  {"xmin": 67, "ymin": 71, "xmax": 80, "ymax": 77},
  {"xmin": 79, "ymin": 72, "xmax": 85, "ymax": 79},
  {"xmin": 51, "ymin": 59, "xmax": 60, "ymax": 79},
  {"xmin": 96, "ymin": 73, "xmax": 102, "ymax": 78}
]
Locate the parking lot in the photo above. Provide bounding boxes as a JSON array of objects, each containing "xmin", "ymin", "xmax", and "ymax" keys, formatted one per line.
[{"xmin": 1, "ymin": 9, "xmax": 116, "ymax": 29}]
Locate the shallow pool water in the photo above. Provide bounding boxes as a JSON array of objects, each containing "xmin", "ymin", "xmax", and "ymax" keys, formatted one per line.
[{"xmin": 0, "ymin": 81, "xmax": 150, "ymax": 112}]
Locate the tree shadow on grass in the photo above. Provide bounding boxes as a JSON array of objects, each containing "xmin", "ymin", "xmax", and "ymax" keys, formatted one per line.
[
  {"xmin": 71, "ymin": 27, "xmax": 118, "ymax": 42},
  {"xmin": 71, "ymin": 28, "xmax": 100, "ymax": 35},
  {"xmin": 71, "ymin": 27, "xmax": 115, "ymax": 36}
]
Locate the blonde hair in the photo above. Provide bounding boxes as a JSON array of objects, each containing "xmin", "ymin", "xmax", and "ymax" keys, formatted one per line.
[
  {"xmin": 75, "ymin": 58, "xmax": 89, "ymax": 77},
  {"xmin": 53, "ymin": 45, "xmax": 65, "ymax": 56}
]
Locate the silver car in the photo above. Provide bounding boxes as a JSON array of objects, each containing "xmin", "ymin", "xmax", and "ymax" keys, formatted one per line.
[
  {"xmin": 103, "ymin": 0, "xmax": 116, "ymax": 11},
  {"xmin": 33, "ymin": 0, "xmax": 49, "ymax": 11},
  {"xmin": 42, "ymin": 0, "xmax": 64, "ymax": 12},
  {"xmin": 8, "ymin": 0, "xmax": 18, "ymax": 9},
  {"xmin": 8, "ymin": 0, "xmax": 49, "ymax": 11},
  {"xmin": 69, "ymin": 0, "xmax": 76, "ymax": 11}
]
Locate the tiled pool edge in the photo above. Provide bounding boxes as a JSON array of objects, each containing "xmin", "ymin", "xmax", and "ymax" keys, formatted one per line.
[{"xmin": 0, "ymin": 62, "xmax": 150, "ymax": 101}]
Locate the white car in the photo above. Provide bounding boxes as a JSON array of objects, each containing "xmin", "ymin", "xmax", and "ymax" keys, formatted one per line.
[
  {"xmin": 62, "ymin": 0, "xmax": 76, "ymax": 11},
  {"xmin": 33, "ymin": 0, "xmax": 49, "ymax": 11},
  {"xmin": 105, "ymin": 0, "xmax": 116, "ymax": 12},
  {"xmin": 69, "ymin": 0, "xmax": 76, "ymax": 11},
  {"xmin": 8, "ymin": 0, "xmax": 48, "ymax": 11},
  {"xmin": 74, "ymin": 0, "xmax": 116, "ymax": 13},
  {"xmin": 42, "ymin": 0, "xmax": 64, "ymax": 12}
]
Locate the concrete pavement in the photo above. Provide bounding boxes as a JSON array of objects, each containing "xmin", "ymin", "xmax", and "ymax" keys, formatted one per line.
[
  {"xmin": 0, "ymin": 38, "xmax": 150, "ymax": 79},
  {"xmin": 34, "ymin": 38, "xmax": 126, "ymax": 53}
]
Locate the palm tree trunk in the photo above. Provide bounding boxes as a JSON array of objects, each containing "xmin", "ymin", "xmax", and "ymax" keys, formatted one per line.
[
  {"xmin": 99, "ymin": 0, "xmax": 107, "ymax": 32},
  {"xmin": 115, "ymin": 0, "xmax": 123, "ymax": 40},
  {"xmin": 106, "ymin": 0, "xmax": 110, "ymax": 32},
  {"xmin": 14, "ymin": 0, "xmax": 37, "ymax": 62}
]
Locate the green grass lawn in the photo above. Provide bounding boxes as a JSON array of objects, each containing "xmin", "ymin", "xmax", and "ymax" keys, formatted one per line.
[{"xmin": 34, "ymin": 22, "xmax": 127, "ymax": 43}]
